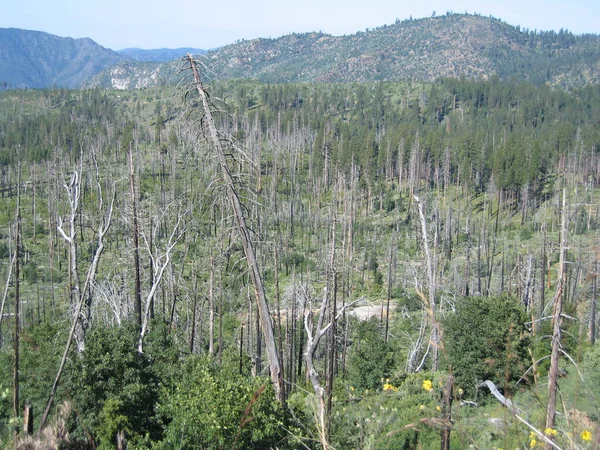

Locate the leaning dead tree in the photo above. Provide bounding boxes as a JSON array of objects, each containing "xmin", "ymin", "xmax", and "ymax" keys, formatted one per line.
[
  {"xmin": 185, "ymin": 54, "xmax": 284, "ymax": 402},
  {"xmin": 479, "ymin": 380, "xmax": 561, "ymax": 450}
]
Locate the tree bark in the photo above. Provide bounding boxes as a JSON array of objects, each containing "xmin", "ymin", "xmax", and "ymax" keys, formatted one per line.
[{"xmin": 545, "ymin": 188, "xmax": 567, "ymax": 447}]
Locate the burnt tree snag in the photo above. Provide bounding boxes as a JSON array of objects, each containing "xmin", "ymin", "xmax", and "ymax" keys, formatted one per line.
[{"xmin": 185, "ymin": 55, "xmax": 284, "ymax": 402}]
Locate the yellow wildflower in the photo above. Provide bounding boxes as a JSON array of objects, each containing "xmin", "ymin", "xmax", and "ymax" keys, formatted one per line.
[
  {"xmin": 419, "ymin": 404, "xmax": 425, "ymax": 410},
  {"xmin": 422, "ymin": 379, "xmax": 433, "ymax": 391},
  {"xmin": 545, "ymin": 427, "xmax": 557, "ymax": 437},
  {"xmin": 435, "ymin": 405, "xmax": 442, "ymax": 412},
  {"xmin": 581, "ymin": 430, "xmax": 593, "ymax": 442},
  {"xmin": 383, "ymin": 383, "xmax": 398, "ymax": 392},
  {"xmin": 530, "ymin": 438, "xmax": 537, "ymax": 448}
]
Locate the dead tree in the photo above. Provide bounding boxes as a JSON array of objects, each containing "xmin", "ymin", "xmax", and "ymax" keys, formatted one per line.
[
  {"xmin": 440, "ymin": 376, "xmax": 453, "ymax": 450},
  {"xmin": 56, "ymin": 170, "xmax": 85, "ymax": 351},
  {"xmin": 129, "ymin": 150, "xmax": 142, "ymax": 330},
  {"xmin": 545, "ymin": 188, "xmax": 567, "ymax": 447},
  {"xmin": 14, "ymin": 168, "xmax": 22, "ymax": 423},
  {"xmin": 480, "ymin": 380, "xmax": 561, "ymax": 450},
  {"xmin": 414, "ymin": 195, "xmax": 439, "ymax": 371},
  {"xmin": 185, "ymin": 55, "xmax": 284, "ymax": 402},
  {"xmin": 304, "ymin": 289, "xmax": 360, "ymax": 450},
  {"xmin": 138, "ymin": 204, "xmax": 186, "ymax": 353},
  {"xmin": 39, "ymin": 177, "xmax": 116, "ymax": 433},
  {"xmin": 590, "ymin": 259, "xmax": 597, "ymax": 345},
  {"xmin": 0, "ymin": 237, "xmax": 16, "ymax": 347}
]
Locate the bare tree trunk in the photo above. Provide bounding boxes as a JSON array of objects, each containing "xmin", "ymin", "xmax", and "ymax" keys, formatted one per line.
[
  {"xmin": 23, "ymin": 403, "xmax": 33, "ymax": 435},
  {"xmin": 523, "ymin": 254, "xmax": 533, "ymax": 311},
  {"xmin": 414, "ymin": 195, "xmax": 438, "ymax": 370},
  {"xmin": 186, "ymin": 55, "xmax": 284, "ymax": 402},
  {"xmin": 0, "ymin": 239, "xmax": 16, "ymax": 348},
  {"xmin": 274, "ymin": 246, "xmax": 284, "ymax": 385},
  {"xmin": 325, "ymin": 214, "xmax": 337, "ymax": 435},
  {"xmin": 129, "ymin": 150, "xmax": 142, "ymax": 330},
  {"xmin": 385, "ymin": 235, "xmax": 395, "ymax": 342},
  {"xmin": 590, "ymin": 259, "xmax": 597, "ymax": 345},
  {"xmin": 14, "ymin": 171, "xmax": 21, "ymax": 423},
  {"xmin": 208, "ymin": 252, "xmax": 215, "ymax": 357},
  {"xmin": 540, "ymin": 237, "xmax": 546, "ymax": 320},
  {"xmin": 545, "ymin": 189, "xmax": 567, "ymax": 447},
  {"xmin": 440, "ymin": 376, "xmax": 453, "ymax": 450},
  {"xmin": 57, "ymin": 171, "xmax": 84, "ymax": 351},
  {"xmin": 190, "ymin": 266, "xmax": 198, "ymax": 354}
]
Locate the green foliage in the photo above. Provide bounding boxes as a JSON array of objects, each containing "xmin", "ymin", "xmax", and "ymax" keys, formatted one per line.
[
  {"xmin": 442, "ymin": 295, "xmax": 530, "ymax": 397},
  {"xmin": 0, "ymin": 384, "xmax": 10, "ymax": 439},
  {"xmin": 0, "ymin": 321, "xmax": 66, "ymax": 436},
  {"xmin": 142, "ymin": 317, "xmax": 182, "ymax": 386},
  {"xmin": 346, "ymin": 319, "xmax": 395, "ymax": 391},
  {"xmin": 156, "ymin": 356, "xmax": 287, "ymax": 450},
  {"xmin": 580, "ymin": 345, "xmax": 600, "ymax": 420},
  {"xmin": 63, "ymin": 321, "xmax": 162, "ymax": 446},
  {"xmin": 97, "ymin": 399, "xmax": 131, "ymax": 450}
]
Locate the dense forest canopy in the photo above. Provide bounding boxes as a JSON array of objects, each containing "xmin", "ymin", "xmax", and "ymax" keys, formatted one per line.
[{"xmin": 0, "ymin": 73, "xmax": 598, "ymax": 449}]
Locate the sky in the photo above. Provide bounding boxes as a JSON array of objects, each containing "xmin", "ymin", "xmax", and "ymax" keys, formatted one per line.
[{"xmin": 2, "ymin": 0, "xmax": 599, "ymax": 51}]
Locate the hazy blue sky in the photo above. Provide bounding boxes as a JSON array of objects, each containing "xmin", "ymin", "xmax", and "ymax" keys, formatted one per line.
[{"xmin": 2, "ymin": 0, "xmax": 599, "ymax": 50}]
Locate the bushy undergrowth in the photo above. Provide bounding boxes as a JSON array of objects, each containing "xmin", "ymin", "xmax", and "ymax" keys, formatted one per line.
[{"xmin": 442, "ymin": 295, "xmax": 530, "ymax": 397}]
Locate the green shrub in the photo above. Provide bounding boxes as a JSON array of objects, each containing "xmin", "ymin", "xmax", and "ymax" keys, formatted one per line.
[
  {"xmin": 442, "ymin": 295, "xmax": 530, "ymax": 397},
  {"xmin": 346, "ymin": 318, "xmax": 395, "ymax": 391},
  {"xmin": 63, "ymin": 321, "xmax": 162, "ymax": 446},
  {"xmin": 156, "ymin": 356, "xmax": 287, "ymax": 450}
]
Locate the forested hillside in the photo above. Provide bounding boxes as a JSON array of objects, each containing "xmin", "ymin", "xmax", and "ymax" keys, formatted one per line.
[
  {"xmin": 87, "ymin": 13, "xmax": 600, "ymax": 89},
  {"xmin": 0, "ymin": 67, "xmax": 599, "ymax": 449}
]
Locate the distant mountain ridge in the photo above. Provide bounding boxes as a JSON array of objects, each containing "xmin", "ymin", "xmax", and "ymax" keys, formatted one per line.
[
  {"xmin": 88, "ymin": 14, "xmax": 600, "ymax": 89},
  {"xmin": 0, "ymin": 28, "xmax": 127, "ymax": 88},
  {"xmin": 117, "ymin": 47, "xmax": 207, "ymax": 62},
  {"xmin": 3, "ymin": 14, "xmax": 600, "ymax": 90}
]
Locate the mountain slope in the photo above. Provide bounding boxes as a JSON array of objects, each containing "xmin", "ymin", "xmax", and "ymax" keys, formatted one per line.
[
  {"xmin": 117, "ymin": 47, "xmax": 206, "ymax": 62},
  {"xmin": 0, "ymin": 28, "xmax": 127, "ymax": 88},
  {"xmin": 87, "ymin": 14, "xmax": 600, "ymax": 89}
]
